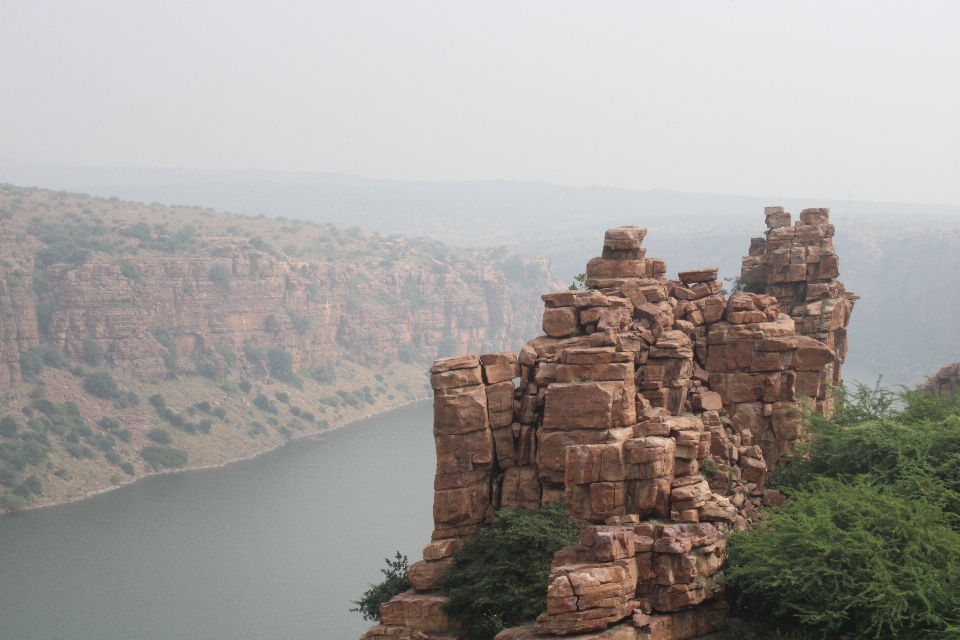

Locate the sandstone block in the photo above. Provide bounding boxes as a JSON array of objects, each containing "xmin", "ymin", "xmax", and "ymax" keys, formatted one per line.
[
  {"xmin": 500, "ymin": 466, "xmax": 541, "ymax": 509},
  {"xmin": 430, "ymin": 355, "xmax": 481, "ymax": 374},
  {"xmin": 543, "ymin": 382, "xmax": 617, "ymax": 430},
  {"xmin": 433, "ymin": 481, "xmax": 491, "ymax": 528},
  {"xmin": 586, "ymin": 258, "xmax": 647, "ymax": 279},
  {"xmin": 480, "ymin": 352, "xmax": 521, "ymax": 383},
  {"xmin": 430, "ymin": 366, "xmax": 483, "ymax": 390},
  {"xmin": 433, "ymin": 385, "xmax": 490, "ymax": 435},
  {"xmin": 544, "ymin": 307, "xmax": 580, "ymax": 338},
  {"xmin": 604, "ymin": 226, "xmax": 647, "ymax": 251},
  {"xmin": 434, "ymin": 429, "xmax": 494, "ymax": 476},
  {"xmin": 677, "ymin": 268, "xmax": 718, "ymax": 285},
  {"xmin": 486, "ymin": 380, "xmax": 516, "ymax": 428},
  {"xmin": 409, "ymin": 558, "xmax": 454, "ymax": 592}
]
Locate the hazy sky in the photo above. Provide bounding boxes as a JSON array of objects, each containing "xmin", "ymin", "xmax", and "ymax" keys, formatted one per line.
[{"xmin": 2, "ymin": 1, "xmax": 958, "ymax": 204}]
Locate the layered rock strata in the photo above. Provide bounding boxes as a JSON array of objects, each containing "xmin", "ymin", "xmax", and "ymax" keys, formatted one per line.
[{"xmin": 361, "ymin": 208, "xmax": 854, "ymax": 640}]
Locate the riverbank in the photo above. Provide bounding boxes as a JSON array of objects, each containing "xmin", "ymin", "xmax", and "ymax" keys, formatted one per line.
[{"xmin": 0, "ymin": 358, "xmax": 433, "ymax": 514}]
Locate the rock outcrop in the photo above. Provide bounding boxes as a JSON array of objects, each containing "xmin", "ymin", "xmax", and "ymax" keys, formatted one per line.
[{"xmin": 361, "ymin": 207, "xmax": 854, "ymax": 640}]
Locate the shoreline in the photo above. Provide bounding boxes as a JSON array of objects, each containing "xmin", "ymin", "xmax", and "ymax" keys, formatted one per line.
[{"xmin": 7, "ymin": 393, "xmax": 431, "ymax": 515}]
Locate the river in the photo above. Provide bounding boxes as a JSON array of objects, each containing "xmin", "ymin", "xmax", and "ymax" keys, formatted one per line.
[{"xmin": 0, "ymin": 400, "xmax": 436, "ymax": 640}]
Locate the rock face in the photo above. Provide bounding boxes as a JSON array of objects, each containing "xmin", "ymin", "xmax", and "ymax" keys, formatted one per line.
[
  {"xmin": 0, "ymin": 229, "xmax": 556, "ymax": 387},
  {"xmin": 362, "ymin": 209, "xmax": 855, "ymax": 640}
]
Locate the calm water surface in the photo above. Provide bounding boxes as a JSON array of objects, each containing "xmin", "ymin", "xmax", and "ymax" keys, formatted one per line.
[{"xmin": 0, "ymin": 400, "xmax": 435, "ymax": 640}]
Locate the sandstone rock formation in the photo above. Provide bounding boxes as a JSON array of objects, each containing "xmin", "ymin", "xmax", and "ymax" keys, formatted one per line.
[
  {"xmin": 361, "ymin": 207, "xmax": 854, "ymax": 640},
  {"xmin": 0, "ymin": 186, "xmax": 558, "ymax": 387}
]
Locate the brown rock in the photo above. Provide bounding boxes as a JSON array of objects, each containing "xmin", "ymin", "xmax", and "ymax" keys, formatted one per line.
[
  {"xmin": 677, "ymin": 268, "xmax": 718, "ymax": 285},
  {"xmin": 480, "ymin": 351, "xmax": 521, "ymax": 383},
  {"xmin": 544, "ymin": 307, "xmax": 580, "ymax": 338}
]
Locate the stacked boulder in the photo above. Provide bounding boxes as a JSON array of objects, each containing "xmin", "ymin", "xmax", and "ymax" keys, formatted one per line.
[
  {"xmin": 740, "ymin": 207, "xmax": 857, "ymax": 415},
  {"xmin": 361, "ymin": 209, "xmax": 854, "ymax": 640}
]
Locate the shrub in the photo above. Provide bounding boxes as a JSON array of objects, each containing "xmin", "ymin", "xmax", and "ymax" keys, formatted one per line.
[
  {"xmin": 211, "ymin": 406, "xmax": 226, "ymax": 420},
  {"xmin": 147, "ymin": 428, "xmax": 172, "ymax": 445},
  {"xmin": 119, "ymin": 461, "xmax": 135, "ymax": 475},
  {"xmin": 436, "ymin": 335, "xmax": 460, "ymax": 359},
  {"xmin": 141, "ymin": 445, "xmax": 188, "ymax": 470},
  {"xmin": 300, "ymin": 411, "xmax": 315, "ymax": 423},
  {"xmin": 243, "ymin": 341, "xmax": 265, "ymax": 365},
  {"xmin": 82, "ymin": 338, "xmax": 105, "ymax": 366},
  {"xmin": 726, "ymin": 478, "xmax": 960, "ymax": 639},
  {"xmin": 116, "ymin": 258, "xmax": 142, "ymax": 284},
  {"xmin": 196, "ymin": 401, "xmax": 211, "ymax": 413},
  {"xmin": 208, "ymin": 264, "xmax": 232, "ymax": 290},
  {"xmin": 214, "ymin": 345, "xmax": 237, "ymax": 368},
  {"xmin": 196, "ymin": 360, "xmax": 218, "ymax": 380},
  {"xmin": 19, "ymin": 347, "xmax": 45, "ymax": 378},
  {"xmin": 397, "ymin": 342, "xmax": 420, "ymax": 364},
  {"xmin": 0, "ymin": 493, "xmax": 29, "ymax": 512},
  {"xmin": 351, "ymin": 553, "xmax": 411, "ymax": 622},
  {"xmin": 198, "ymin": 418, "xmax": 213, "ymax": 434},
  {"xmin": 238, "ymin": 379, "xmax": 252, "ymax": 393},
  {"xmin": 441, "ymin": 503, "xmax": 579, "ymax": 640},
  {"xmin": 0, "ymin": 416, "xmax": 19, "ymax": 438},
  {"xmin": 253, "ymin": 393, "xmax": 278, "ymax": 413},
  {"xmin": 13, "ymin": 475, "xmax": 42, "ymax": 499},
  {"xmin": 285, "ymin": 308, "xmax": 311, "ymax": 334},
  {"xmin": 83, "ymin": 371, "xmax": 119, "ymax": 399},
  {"xmin": 267, "ymin": 347, "xmax": 294, "ymax": 381},
  {"xmin": 275, "ymin": 391, "xmax": 290, "ymax": 404}
]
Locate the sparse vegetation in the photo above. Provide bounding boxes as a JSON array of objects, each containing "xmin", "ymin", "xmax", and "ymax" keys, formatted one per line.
[
  {"xmin": 351, "ymin": 553, "xmax": 411, "ymax": 622},
  {"xmin": 141, "ymin": 445, "xmax": 188, "ymax": 470}
]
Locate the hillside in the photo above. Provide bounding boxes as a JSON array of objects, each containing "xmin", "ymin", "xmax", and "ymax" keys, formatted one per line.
[
  {"xmin": 5, "ymin": 165, "xmax": 960, "ymax": 384},
  {"xmin": 0, "ymin": 184, "xmax": 560, "ymax": 512}
]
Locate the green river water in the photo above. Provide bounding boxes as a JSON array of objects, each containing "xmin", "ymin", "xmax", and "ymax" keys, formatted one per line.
[{"xmin": 0, "ymin": 400, "xmax": 435, "ymax": 640}]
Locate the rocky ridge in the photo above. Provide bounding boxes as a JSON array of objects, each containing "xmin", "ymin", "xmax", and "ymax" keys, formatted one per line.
[
  {"xmin": 361, "ymin": 206, "xmax": 855, "ymax": 640},
  {"xmin": 0, "ymin": 185, "xmax": 560, "ymax": 510}
]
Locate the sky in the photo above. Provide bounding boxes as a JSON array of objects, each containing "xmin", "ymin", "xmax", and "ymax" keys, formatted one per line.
[{"xmin": 2, "ymin": 1, "xmax": 959, "ymax": 205}]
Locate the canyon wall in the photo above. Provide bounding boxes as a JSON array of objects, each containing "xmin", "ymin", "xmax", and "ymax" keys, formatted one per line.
[
  {"xmin": 362, "ymin": 207, "xmax": 854, "ymax": 640},
  {"xmin": 0, "ymin": 186, "xmax": 559, "ymax": 388}
]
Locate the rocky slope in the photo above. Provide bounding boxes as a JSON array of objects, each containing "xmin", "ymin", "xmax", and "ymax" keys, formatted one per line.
[{"xmin": 0, "ymin": 184, "xmax": 561, "ymax": 512}]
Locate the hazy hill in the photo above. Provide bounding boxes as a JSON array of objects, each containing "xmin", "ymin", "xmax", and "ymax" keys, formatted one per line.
[
  {"xmin": 4, "ymin": 165, "xmax": 960, "ymax": 386},
  {"xmin": 0, "ymin": 184, "xmax": 558, "ymax": 512}
]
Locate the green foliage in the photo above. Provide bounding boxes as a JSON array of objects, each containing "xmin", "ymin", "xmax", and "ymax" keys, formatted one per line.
[
  {"xmin": 83, "ymin": 371, "xmax": 119, "ymax": 399},
  {"xmin": 437, "ymin": 335, "xmax": 460, "ymax": 359},
  {"xmin": 275, "ymin": 391, "xmax": 290, "ymax": 403},
  {"xmin": 726, "ymin": 478, "xmax": 960, "ymax": 639},
  {"xmin": 238, "ymin": 379, "xmax": 252, "ymax": 393},
  {"xmin": 119, "ymin": 461, "xmax": 135, "ymax": 475},
  {"xmin": 285, "ymin": 308, "xmax": 312, "ymax": 334},
  {"xmin": 737, "ymin": 384, "xmax": 960, "ymax": 639},
  {"xmin": 351, "ymin": 552, "xmax": 411, "ymax": 622},
  {"xmin": 401, "ymin": 283, "xmax": 427, "ymax": 309},
  {"xmin": 397, "ymin": 342, "xmax": 420, "ymax": 364},
  {"xmin": 267, "ymin": 347, "xmax": 294, "ymax": 381},
  {"xmin": 19, "ymin": 345, "xmax": 66, "ymax": 377},
  {"xmin": 116, "ymin": 258, "xmax": 143, "ymax": 284},
  {"xmin": 0, "ymin": 416, "xmax": 19, "ymax": 438},
  {"xmin": 253, "ymin": 394, "xmax": 278, "ymax": 414},
  {"xmin": 147, "ymin": 428, "xmax": 172, "ymax": 445},
  {"xmin": 725, "ymin": 273, "xmax": 765, "ymax": 295},
  {"xmin": 243, "ymin": 340, "xmax": 265, "ymax": 365},
  {"xmin": 35, "ymin": 299, "xmax": 57, "ymax": 337},
  {"xmin": 441, "ymin": 502, "xmax": 579, "ymax": 640},
  {"xmin": 208, "ymin": 264, "xmax": 232, "ymax": 290},
  {"xmin": 568, "ymin": 273, "xmax": 587, "ymax": 290},
  {"xmin": 141, "ymin": 445, "xmax": 188, "ymax": 470},
  {"xmin": 82, "ymin": 338, "xmax": 105, "ymax": 366},
  {"xmin": 214, "ymin": 345, "xmax": 237, "ymax": 368},
  {"xmin": 0, "ymin": 493, "xmax": 29, "ymax": 512}
]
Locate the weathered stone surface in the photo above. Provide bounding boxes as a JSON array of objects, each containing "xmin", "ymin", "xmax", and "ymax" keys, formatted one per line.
[
  {"xmin": 544, "ymin": 307, "xmax": 580, "ymax": 338},
  {"xmin": 481, "ymin": 352, "xmax": 521, "ymax": 384},
  {"xmin": 433, "ymin": 385, "xmax": 489, "ymax": 435},
  {"xmin": 677, "ymin": 268, "xmax": 718, "ymax": 285}
]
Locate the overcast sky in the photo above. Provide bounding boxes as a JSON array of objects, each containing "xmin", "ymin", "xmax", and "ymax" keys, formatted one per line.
[{"xmin": 2, "ymin": 1, "xmax": 958, "ymax": 204}]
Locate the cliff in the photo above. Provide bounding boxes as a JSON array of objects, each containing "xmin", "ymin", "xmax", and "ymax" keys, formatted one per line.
[
  {"xmin": 362, "ymin": 206, "xmax": 854, "ymax": 640},
  {"xmin": 0, "ymin": 184, "xmax": 561, "ymax": 511}
]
